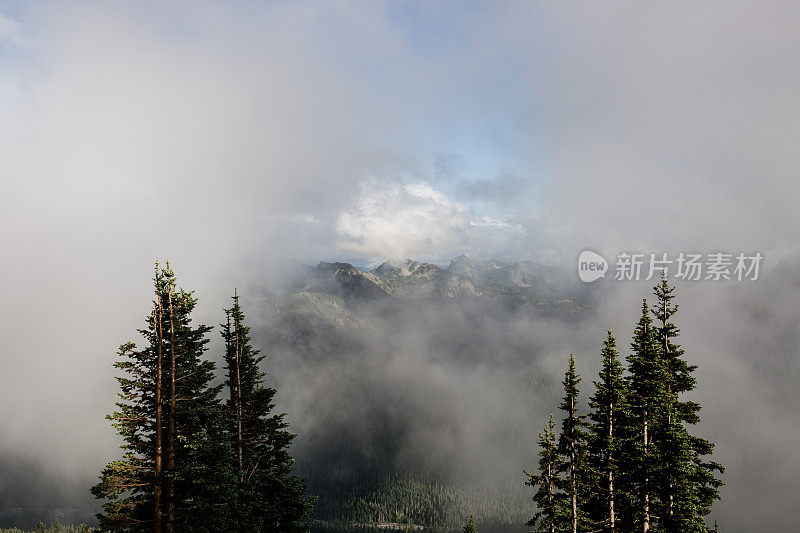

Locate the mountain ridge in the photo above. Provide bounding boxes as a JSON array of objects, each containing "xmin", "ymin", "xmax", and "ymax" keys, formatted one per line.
[{"xmin": 273, "ymin": 255, "xmax": 585, "ymax": 317}]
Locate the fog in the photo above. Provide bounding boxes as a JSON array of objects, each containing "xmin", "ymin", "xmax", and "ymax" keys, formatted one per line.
[{"xmin": 1, "ymin": 2, "xmax": 799, "ymax": 531}]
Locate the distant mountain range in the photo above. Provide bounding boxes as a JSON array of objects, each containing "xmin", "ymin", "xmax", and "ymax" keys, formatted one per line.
[
  {"xmin": 260, "ymin": 255, "xmax": 589, "ymax": 528},
  {"xmin": 273, "ymin": 255, "xmax": 587, "ymax": 322}
]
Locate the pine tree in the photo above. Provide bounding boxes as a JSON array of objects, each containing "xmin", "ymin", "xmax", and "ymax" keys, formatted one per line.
[
  {"xmin": 221, "ymin": 291, "xmax": 313, "ymax": 532},
  {"xmin": 587, "ymin": 331, "xmax": 629, "ymax": 533},
  {"xmin": 525, "ymin": 415, "xmax": 564, "ymax": 533},
  {"xmin": 526, "ymin": 286, "xmax": 724, "ymax": 533},
  {"xmin": 624, "ymin": 299, "xmax": 666, "ymax": 533},
  {"xmin": 463, "ymin": 514, "xmax": 478, "ymax": 533},
  {"xmin": 92, "ymin": 264, "xmax": 231, "ymax": 532},
  {"xmin": 557, "ymin": 355, "xmax": 590, "ymax": 533},
  {"xmin": 651, "ymin": 277, "xmax": 723, "ymax": 533}
]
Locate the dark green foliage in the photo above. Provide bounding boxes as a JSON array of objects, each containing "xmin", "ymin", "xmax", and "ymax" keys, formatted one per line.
[
  {"xmin": 623, "ymin": 298, "xmax": 667, "ymax": 532},
  {"xmin": 221, "ymin": 293, "xmax": 313, "ymax": 532},
  {"xmin": 178, "ymin": 408, "xmax": 240, "ymax": 532},
  {"xmin": 92, "ymin": 264, "xmax": 229, "ymax": 532},
  {"xmin": 524, "ymin": 415, "xmax": 564, "ymax": 533},
  {"xmin": 463, "ymin": 514, "xmax": 478, "ymax": 533},
  {"xmin": 557, "ymin": 355, "xmax": 591, "ymax": 533},
  {"xmin": 652, "ymin": 277, "xmax": 696, "ymax": 406},
  {"xmin": 92, "ymin": 267, "xmax": 315, "ymax": 532},
  {"xmin": 586, "ymin": 332, "xmax": 629, "ymax": 532},
  {"xmin": 526, "ymin": 282, "xmax": 723, "ymax": 533},
  {"xmin": 651, "ymin": 277, "xmax": 723, "ymax": 533}
]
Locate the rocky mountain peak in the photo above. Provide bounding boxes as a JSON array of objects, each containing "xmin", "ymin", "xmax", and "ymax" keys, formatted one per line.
[
  {"xmin": 371, "ymin": 259, "xmax": 442, "ymax": 279},
  {"xmin": 281, "ymin": 255, "xmax": 581, "ymax": 309}
]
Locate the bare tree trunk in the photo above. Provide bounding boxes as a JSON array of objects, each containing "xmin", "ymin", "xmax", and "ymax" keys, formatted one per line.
[
  {"xmin": 668, "ymin": 407, "xmax": 674, "ymax": 527},
  {"xmin": 233, "ymin": 290, "xmax": 244, "ymax": 479},
  {"xmin": 609, "ymin": 401, "xmax": 615, "ymax": 533},
  {"xmin": 166, "ymin": 286, "xmax": 177, "ymax": 533},
  {"xmin": 609, "ymin": 469, "xmax": 615, "ymax": 532},
  {"xmin": 572, "ymin": 458, "xmax": 577, "ymax": 533},
  {"xmin": 643, "ymin": 410, "xmax": 649, "ymax": 533},
  {"xmin": 643, "ymin": 317, "xmax": 652, "ymax": 533},
  {"xmin": 571, "ymin": 396, "xmax": 577, "ymax": 533},
  {"xmin": 153, "ymin": 304, "xmax": 163, "ymax": 533},
  {"xmin": 225, "ymin": 310, "xmax": 236, "ymax": 450},
  {"xmin": 663, "ymin": 299, "xmax": 675, "ymax": 527},
  {"xmin": 548, "ymin": 459, "xmax": 555, "ymax": 533}
]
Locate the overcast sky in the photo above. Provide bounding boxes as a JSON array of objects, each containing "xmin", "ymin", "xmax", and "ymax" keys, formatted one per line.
[
  {"xmin": 3, "ymin": 2, "xmax": 799, "ymax": 268},
  {"xmin": 1, "ymin": 2, "xmax": 800, "ymax": 530}
]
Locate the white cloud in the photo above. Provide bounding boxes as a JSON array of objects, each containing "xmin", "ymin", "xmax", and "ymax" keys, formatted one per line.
[
  {"xmin": 1, "ymin": 4, "xmax": 800, "ymax": 525},
  {"xmin": 468, "ymin": 215, "xmax": 521, "ymax": 230},
  {"xmin": 335, "ymin": 180, "xmax": 525, "ymax": 262}
]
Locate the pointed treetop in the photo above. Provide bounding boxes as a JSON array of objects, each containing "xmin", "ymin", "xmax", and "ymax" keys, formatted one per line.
[
  {"xmin": 653, "ymin": 274, "xmax": 679, "ymax": 322},
  {"xmin": 463, "ymin": 514, "xmax": 478, "ymax": 533},
  {"xmin": 633, "ymin": 298, "xmax": 656, "ymax": 338},
  {"xmin": 563, "ymin": 354, "xmax": 580, "ymax": 385},
  {"xmin": 560, "ymin": 354, "xmax": 583, "ymax": 414},
  {"xmin": 599, "ymin": 331, "xmax": 622, "ymax": 371}
]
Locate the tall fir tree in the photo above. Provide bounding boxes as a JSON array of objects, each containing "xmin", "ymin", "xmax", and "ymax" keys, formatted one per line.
[
  {"xmin": 527, "ymin": 286, "xmax": 724, "ymax": 533},
  {"xmin": 624, "ymin": 299, "xmax": 667, "ymax": 533},
  {"xmin": 525, "ymin": 415, "xmax": 565, "ymax": 533},
  {"xmin": 587, "ymin": 331, "xmax": 629, "ymax": 533},
  {"xmin": 221, "ymin": 291, "xmax": 313, "ymax": 532},
  {"xmin": 92, "ymin": 264, "xmax": 232, "ymax": 532},
  {"xmin": 557, "ymin": 355, "xmax": 590, "ymax": 533},
  {"xmin": 651, "ymin": 277, "xmax": 723, "ymax": 532}
]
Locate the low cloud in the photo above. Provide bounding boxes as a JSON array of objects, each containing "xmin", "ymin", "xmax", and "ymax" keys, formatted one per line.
[
  {"xmin": 335, "ymin": 180, "xmax": 523, "ymax": 262},
  {"xmin": 0, "ymin": 2, "xmax": 799, "ymax": 531},
  {"xmin": 455, "ymin": 171, "xmax": 530, "ymax": 206}
]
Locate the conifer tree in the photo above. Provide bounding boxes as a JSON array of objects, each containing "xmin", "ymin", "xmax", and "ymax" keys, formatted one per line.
[
  {"xmin": 526, "ymin": 286, "xmax": 724, "ymax": 533},
  {"xmin": 525, "ymin": 415, "xmax": 564, "ymax": 533},
  {"xmin": 557, "ymin": 355, "xmax": 590, "ymax": 533},
  {"xmin": 463, "ymin": 514, "xmax": 478, "ymax": 533},
  {"xmin": 651, "ymin": 277, "xmax": 723, "ymax": 532},
  {"xmin": 221, "ymin": 291, "xmax": 312, "ymax": 532},
  {"xmin": 587, "ymin": 332, "xmax": 629, "ymax": 533},
  {"xmin": 625, "ymin": 299, "xmax": 667, "ymax": 533},
  {"xmin": 92, "ymin": 264, "xmax": 231, "ymax": 532}
]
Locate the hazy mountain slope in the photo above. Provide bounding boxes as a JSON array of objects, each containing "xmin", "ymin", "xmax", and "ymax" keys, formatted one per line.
[
  {"xmin": 369, "ymin": 260, "xmax": 446, "ymax": 298},
  {"xmin": 277, "ymin": 255, "xmax": 586, "ymax": 314},
  {"xmin": 254, "ymin": 256, "xmax": 590, "ymax": 528},
  {"xmin": 446, "ymin": 254, "xmax": 577, "ymax": 298}
]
